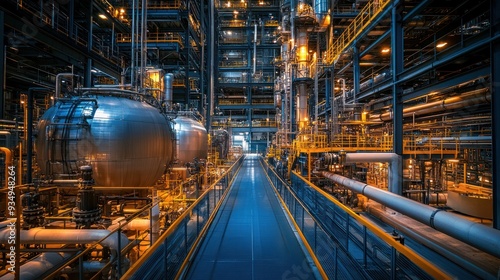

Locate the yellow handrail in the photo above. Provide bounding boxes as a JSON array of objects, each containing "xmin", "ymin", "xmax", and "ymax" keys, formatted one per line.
[
  {"xmin": 325, "ymin": 0, "xmax": 391, "ymax": 64},
  {"xmin": 292, "ymin": 171, "xmax": 453, "ymax": 280}
]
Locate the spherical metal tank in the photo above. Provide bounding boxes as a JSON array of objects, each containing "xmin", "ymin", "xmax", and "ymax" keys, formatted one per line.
[
  {"xmin": 35, "ymin": 95, "xmax": 174, "ymax": 187},
  {"xmin": 174, "ymin": 116, "xmax": 208, "ymax": 165}
]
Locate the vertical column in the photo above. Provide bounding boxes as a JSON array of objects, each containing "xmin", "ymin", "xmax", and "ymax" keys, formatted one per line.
[
  {"xmin": 68, "ymin": 0, "xmax": 74, "ymax": 39},
  {"xmin": 84, "ymin": 3, "xmax": 93, "ymax": 87},
  {"xmin": 353, "ymin": 43, "xmax": 359, "ymax": 104},
  {"xmin": 325, "ymin": 68, "xmax": 331, "ymax": 132},
  {"xmin": 0, "ymin": 11, "xmax": 4, "ymax": 119},
  {"xmin": 391, "ymin": 0, "xmax": 404, "ymax": 194},
  {"xmin": 207, "ymin": 0, "xmax": 215, "ymax": 128},
  {"xmin": 491, "ymin": 0, "xmax": 500, "ymax": 229},
  {"xmin": 200, "ymin": 0, "xmax": 207, "ymax": 122},
  {"xmin": 185, "ymin": 1, "xmax": 190, "ymax": 106}
]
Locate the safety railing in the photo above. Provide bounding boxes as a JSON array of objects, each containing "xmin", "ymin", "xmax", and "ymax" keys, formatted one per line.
[
  {"xmin": 148, "ymin": 0, "xmax": 183, "ymax": 9},
  {"xmin": 121, "ymin": 156, "xmax": 244, "ymax": 279},
  {"xmin": 324, "ymin": 0, "xmax": 391, "ymax": 64},
  {"xmin": 261, "ymin": 158, "xmax": 451, "ymax": 280},
  {"xmin": 116, "ymin": 33, "xmax": 184, "ymax": 47}
]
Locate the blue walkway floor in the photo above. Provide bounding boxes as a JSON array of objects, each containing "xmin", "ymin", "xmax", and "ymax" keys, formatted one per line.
[{"xmin": 184, "ymin": 155, "xmax": 317, "ymax": 280}]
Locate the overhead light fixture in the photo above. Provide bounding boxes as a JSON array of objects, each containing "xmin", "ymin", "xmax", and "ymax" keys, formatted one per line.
[
  {"xmin": 436, "ymin": 42, "xmax": 448, "ymax": 48},
  {"xmin": 381, "ymin": 48, "xmax": 390, "ymax": 53},
  {"xmin": 98, "ymin": 14, "xmax": 107, "ymax": 19}
]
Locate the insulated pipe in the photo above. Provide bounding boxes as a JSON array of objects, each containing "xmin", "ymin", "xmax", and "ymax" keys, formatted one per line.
[
  {"xmin": 364, "ymin": 201, "xmax": 494, "ymax": 280},
  {"xmin": 0, "ymin": 147, "xmax": 12, "ymax": 189},
  {"xmin": 370, "ymin": 88, "xmax": 490, "ymax": 121},
  {"xmin": 344, "ymin": 153, "xmax": 402, "ymax": 194},
  {"xmin": 0, "ymin": 252, "xmax": 72, "ymax": 280},
  {"xmin": 321, "ymin": 172, "xmax": 500, "ymax": 259},
  {"xmin": 108, "ymin": 218, "xmax": 151, "ymax": 231},
  {"xmin": 416, "ymin": 136, "xmax": 491, "ymax": 144},
  {"xmin": 0, "ymin": 219, "xmax": 15, "ymax": 229},
  {"xmin": 0, "ymin": 228, "xmax": 129, "ymax": 257},
  {"xmin": 109, "ymin": 204, "xmax": 159, "ymax": 233}
]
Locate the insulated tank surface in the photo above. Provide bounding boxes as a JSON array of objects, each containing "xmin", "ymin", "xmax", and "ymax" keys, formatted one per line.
[
  {"xmin": 174, "ymin": 116, "xmax": 208, "ymax": 165},
  {"xmin": 35, "ymin": 95, "xmax": 174, "ymax": 187}
]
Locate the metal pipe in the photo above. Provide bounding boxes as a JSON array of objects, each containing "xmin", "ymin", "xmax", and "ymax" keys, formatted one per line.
[
  {"xmin": 140, "ymin": 0, "xmax": 147, "ymax": 89},
  {"xmin": 321, "ymin": 172, "xmax": 500, "ymax": 259},
  {"xmin": 0, "ymin": 252, "xmax": 72, "ymax": 280},
  {"xmin": 344, "ymin": 153, "xmax": 402, "ymax": 194},
  {"xmin": 164, "ymin": 73, "xmax": 174, "ymax": 107},
  {"xmin": 416, "ymin": 136, "xmax": 491, "ymax": 144},
  {"xmin": 61, "ymin": 261, "xmax": 107, "ymax": 274},
  {"xmin": 54, "ymin": 73, "xmax": 75, "ymax": 102},
  {"xmin": 0, "ymin": 147, "xmax": 12, "ymax": 189},
  {"xmin": 364, "ymin": 201, "xmax": 495, "ymax": 280},
  {"xmin": 0, "ymin": 219, "xmax": 15, "ymax": 229},
  {"xmin": 0, "ymin": 228, "xmax": 128, "ymax": 257},
  {"xmin": 370, "ymin": 88, "xmax": 490, "ymax": 121},
  {"xmin": 131, "ymin": 0, "xmax": 136, "ymax": 88},
  {"xmin": 253, "ymin": 24, "xmax": 257, "ymax": 75},
  {"xmin": 108, "ymin": 218, "xmax": 151, "ymax": 231}
]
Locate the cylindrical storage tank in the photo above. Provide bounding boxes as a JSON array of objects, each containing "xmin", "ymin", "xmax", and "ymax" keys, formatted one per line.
[
  {"xmin": 274, "ymin": 91, "xmax": 282, "ymax": 109},
  {"xmin": 164, "ymin": 73, "xmax": 174, "ymax": 106},
  {"xmin": 174, "ymin": 116, "xmax": 208, "ymax": 165},
  {"xmin": 314, "ymin": 0, "xmax": 329, "ymax": 26},
  {"xmin": 35, "ymin": 95, "xmax": 174, "ymax": 187}
]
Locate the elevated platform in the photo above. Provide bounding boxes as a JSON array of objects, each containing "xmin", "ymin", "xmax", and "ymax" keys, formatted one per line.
[{"xmin": 184, "ymin": 155, "xmax": 318, "ymax": 279}]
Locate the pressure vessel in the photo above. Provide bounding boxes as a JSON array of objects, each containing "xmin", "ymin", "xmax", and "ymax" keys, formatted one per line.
[
  {"xmin": 174, "ymin": 116, "xmax": 208, "ymax": 165},
  {"xmin": 35, "ymin": 95, "xmax": 174, "ymax": 187}
]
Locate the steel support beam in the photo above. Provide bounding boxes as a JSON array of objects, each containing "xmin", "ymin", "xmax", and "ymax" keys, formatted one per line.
[
  {"xmin": 353, "ymin": 43, "xmax": 360, "ymax": 104},
  {"xmin": 391, "ymin": 0, "xmax": 404, "ymax": 195},
  {"xmin": 491, "ymin": 0, "xmax": 500, "ymax": 230},
  {"xmin": 358, "ymin": 0, "xmax": 432, "ymax": 59},
  {"xmin": 402, "ymin": 67, "xmax": 490, "ymax": 102},
  {"xmin": 184, "ymin": 2, "xmax": 190, "ymax": 106},
  {"xmin": 2, "ymin": 7, "xmax": 120, "ymax": 80},
  {"xmin": 85, "ymin": 5, "xmax": 93, "ymax": 88}
]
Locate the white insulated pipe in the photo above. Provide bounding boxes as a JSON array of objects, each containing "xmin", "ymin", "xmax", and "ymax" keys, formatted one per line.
[
  {"xmin": 344, "ymin": 153, "xmax": 402, "ymax": 194},
  {"xmin": 321, "ymin": 171, "xmax": 500, "ymax": 259},
  {"xmin": 108, "ymin": 204, "xmax": 159, "ymax": 233},
  {"xmin": 0, "ymin": 228, "xmax": 129, "ymax": 257},
  {"xmin": 108, "ymin": 218, "xmax": 151, "ymax": 231},
  {"xmin": 0, "ymin": 252, "xmax": 72, "ymax": 280}
]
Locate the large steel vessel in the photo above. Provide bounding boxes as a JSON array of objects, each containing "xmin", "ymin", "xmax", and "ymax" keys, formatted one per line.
[
  {"xmin": 173, "ymin": 115, "xmax": 208, "ymax": 165},
  {"xmin": 35, "ymin": 93, "xmax": 174, "ymax": 187}
]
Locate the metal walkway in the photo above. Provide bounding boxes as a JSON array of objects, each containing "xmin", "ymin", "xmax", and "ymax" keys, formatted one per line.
[{"xmin": 183, "ymin": 155, "xmax": 317, "ymax": 279}]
